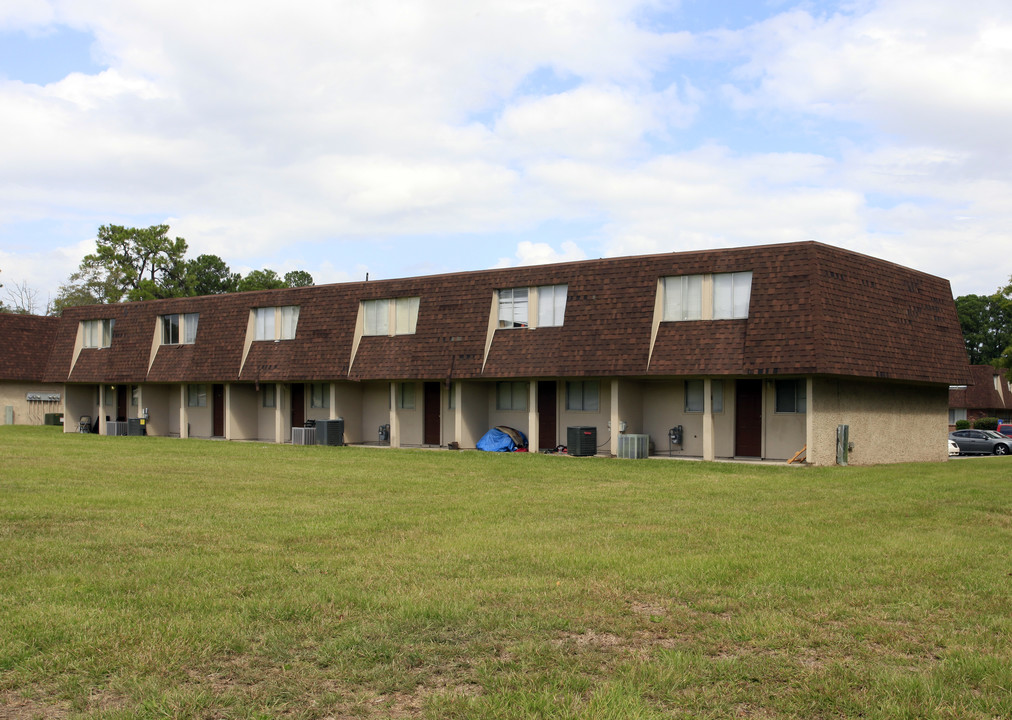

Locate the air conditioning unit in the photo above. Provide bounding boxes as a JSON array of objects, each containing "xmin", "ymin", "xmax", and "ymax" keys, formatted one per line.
[
  {"xmin": 617, "ymin": 434, "xmax": 649, "ymax": 459},
  {"xmin": 316, "ymin": 418, "xmax": 345, "ymax": 446},
  {"xmin": 567, "ymin": 426, "xmax": 597, "ymax": 456},
  {"xmin": 292, "ymin": 427, "xmax": 316, "ymax": 445}
]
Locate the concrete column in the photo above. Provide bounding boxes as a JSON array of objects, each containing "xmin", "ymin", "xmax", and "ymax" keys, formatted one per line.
[
  {"xmin": 610, "ymin": 380, "xmax": 620, "ymax": 457},
  {"xmin": 99, "ymin": 384, "xmax": 109, "ymax": 436},
  {"xmin": 224, "ymin": 383, "xmax": 232, "ymax": 441},
  {"xmin": 389, "ymin": 382, "xmax": 401, "ymax": 448},
  {"xmin": 274, "ymin": 383, "xmax": 284, "ymax": 443},
  {"xmin": 329, "ymin": 382, "xmax": 338, "ymax": 420},
  {"xmin": 179, "ymin": 385, "xmax": 188, "ymax": 439},
  {"xmin": 528, "ymin": 380, "xmax": 539, "ymax": 452},
  {"xmin": 453, "ymin": 381, "xmax": 462, "ymax": 446},
  {"xmin": 702, "ymin": 377, "xmax": 715, "ymax": 461},
  {"xmin": 805, "ymin": 376, "xmax": 814, "ymax": 463}
]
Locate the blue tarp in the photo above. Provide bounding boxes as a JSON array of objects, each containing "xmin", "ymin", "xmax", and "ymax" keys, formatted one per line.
[{"xmin": 476, "ymin": 426, "xmax": 527, "ymax": 452}]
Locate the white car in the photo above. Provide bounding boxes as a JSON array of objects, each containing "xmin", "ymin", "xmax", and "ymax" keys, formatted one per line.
[{"xmin": 948, "ymin": 439, "xmax": 960, "ymax": 456}]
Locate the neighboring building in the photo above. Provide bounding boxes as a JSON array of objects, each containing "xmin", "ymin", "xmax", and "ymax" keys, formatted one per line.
[
  {"xmin": 0, "ymin": 313, "xmax": 64, "ymax": 425},
  {"xmin": 1, "ymin": 242, "xmax": 970, "ymax": 465},
  {"xmin": 949, "ymin": 365, "xmax": 1012, "ymax": 427}
]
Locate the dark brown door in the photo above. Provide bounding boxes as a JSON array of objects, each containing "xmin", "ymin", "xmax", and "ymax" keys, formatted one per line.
[
  {"xmin": 212, "ymin": 384, "xmax": 225, "ymax": 437},
  {"xmin": 424, "ymin": 382, "xmax": 441, "ymax": 446},
  {"xmin": 538, "ymin": 381, "xmax": 557, "ymax": 449},
  {"xmin": 116, "ymin": 387, "xmax": 128, "ymax": 422},
  {"xmin": 291, "ymin": 384, "xmax": 305, "ymax": 429},
  {"xmin": 735, "ymin": 380, "xmax": 763, "ymax": 457}
]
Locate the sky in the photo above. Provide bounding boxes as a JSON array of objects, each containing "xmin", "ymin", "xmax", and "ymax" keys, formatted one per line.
[{"xmin": 1, "ymin": 0, "xmax": 1011, "ymax": 309}]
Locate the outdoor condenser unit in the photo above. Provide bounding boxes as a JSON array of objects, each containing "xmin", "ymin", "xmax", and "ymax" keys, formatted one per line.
[
  {"xmin": 617, "ymin": 434, "xmax": 649, "ymax": 459},
  {"xmin": 567, "ymin": 426, "xmax": 597, "ymax": 456},
  {"xmin": 316, "ymin": 418, "xmax": 345, "ymax": 446}
]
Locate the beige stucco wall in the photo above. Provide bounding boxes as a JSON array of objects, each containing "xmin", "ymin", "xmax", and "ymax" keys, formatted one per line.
[
  {"xmin": 228, "ymin": 384, "xmax": 259, "ymax": 441},
  {"xmin": 361, "ymin": 382, "xmax": 390, "ymax": 445},
  {"xmin": 808, "ymin": 377, "xmax": 950, "ymax": 465},
  {"xmin": 256, "ymin": 384, "xmax": 283, "ymax": 442},
  {"xmin": 557, "ymin": 380, "xmax": 612, "ymax": 455},
  {"xmin": 63, "ymin": 384, "xmax": 99, "ymax": 433},
  {"xmin": 333, "ymin": 382, "xmax": 364, "ymax": 444},
  {"xmin": 395, "ymin": 381, "xmax": 423, "ymax": 446},
  {"xmin": 458, "ymin": 381, "xmax": 488, "ymax": 448},
  {"xmin": 642, "ymin": 381, "xmax": 704, "ymax": 457},
  {"xmin": 0, "ymin": 382, "xmax": 64, "ymax": 426}
]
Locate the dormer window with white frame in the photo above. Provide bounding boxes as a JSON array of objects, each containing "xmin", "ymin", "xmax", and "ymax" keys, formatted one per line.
[
  {"xmin": 661, "ymin": 272, "xmax": 753, "ymax": 321},
  {"xmin": 253, "ymin": 306, "xmax": 300, "ymax": 341},
  {"xmin": 161, "ymin": 313, "xmax": 199, "ymax": 345},
  {"xmin": 82, "ymin": 318, "xmax": 114, "ymax": 348},
  {"xmin": 497, "ymin": 284, "xmax": 567, "ymax": 329},
  {"xmin": 362, "ymin": 297, "xmax": 420, "ymax": 336},
  {"xmin": 712, "ymin": 272, "xmax": 752, "ymax": 320}
]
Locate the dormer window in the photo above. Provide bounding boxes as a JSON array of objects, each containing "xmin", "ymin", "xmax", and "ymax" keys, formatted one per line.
[
  {"xmin": 362, "ymin": 297, "xmax": 419, "ymax": 336},
  {"xmin": 161, "ymin": 313, "xmax": 199, "ymax": 345},
  {"xmin": 497, "ymin": 285, "xmax": 567, "ymax": 329},
  {"xmin": 253, "ymin": 306, "xmax": 299, "ymax": 341},
  {"xmin": 82, "ymin": 319, "xmax": 114, "ymax": 348}
]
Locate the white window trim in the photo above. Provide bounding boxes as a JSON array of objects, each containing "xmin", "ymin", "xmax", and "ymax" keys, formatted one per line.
[
  {"xmin": 362, "ymin": 297, "xmax": 420, "ymax": 337},
  {"xmin": 253, "ymin": 306, "xmax": 299, "ymax": 341}
]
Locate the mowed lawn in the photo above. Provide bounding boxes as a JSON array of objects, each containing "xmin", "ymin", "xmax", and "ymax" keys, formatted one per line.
[{"xmin": 1, "ymin": 427, "xmax": 1010, "ymax": 719}]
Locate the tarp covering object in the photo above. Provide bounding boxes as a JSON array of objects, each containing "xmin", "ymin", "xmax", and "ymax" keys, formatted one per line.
[{"xmin": 476, "ymin": 426, "xmax": 528, "ymax": 452}]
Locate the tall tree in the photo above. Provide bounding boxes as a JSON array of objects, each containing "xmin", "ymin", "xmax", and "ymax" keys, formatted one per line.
[
  {"xmin": 82, "ymin": 224, "xmax": 189, "ymax": 302},
  {"xmin": 955, "ymin": 290, "xmax": 1012, "ymax": 365},
  {"xmin": 186, "ymin": 254, "xmax": 241, "ymax": 296},
  {"xmin": 283, "ymin": 270, "xmax": 314, "ymax": 288},
  {"xmin": 237, "ymin": 269, "xmax": 286, "ymax": 292}
]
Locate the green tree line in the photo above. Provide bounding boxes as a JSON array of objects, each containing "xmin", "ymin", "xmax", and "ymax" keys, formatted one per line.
[{"xmin": 1, "ymin": 224, "xmax": 314, "ymax": 315}]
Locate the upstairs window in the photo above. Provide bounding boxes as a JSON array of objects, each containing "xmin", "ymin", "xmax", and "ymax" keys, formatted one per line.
[
  {"xmin": 254, "ymin": 306, "xmax": 299, "ymax": 341},
  {"xmin": 663, "ymin": 275, "xmax": 703, "ymax": 321},
  {"xmin": 713, "ymin": 272, "xmax": 752, "ymax": 319},
  {"xmin": 162, "ymin": 313, "xmax": 199, "ymax": 345},
  {"xmin": 537, "ymin": 284, "xmax": 568, "ymax": 327},
  {"xmin": 498, "ymin": 288, "xmax": 529, "ymax": 328},
  {"xmin": 362, "ymin": 297, "xmax": 419, "ymax": 336},
  {"xmin": 82, "ymin": 319, "xmax": 114, "ymax": 348}
]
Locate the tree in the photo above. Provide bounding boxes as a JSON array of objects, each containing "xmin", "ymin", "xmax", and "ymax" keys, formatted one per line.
[
  {"xmin": 3, "ymin": 277, "xmax": 50, "ymax": 315},
  {"xmin": 237, "ymin": 269, "xmax": 286, "ymax": 292},
  {"xmin": 185, "ymin": 254, "xmax": 241, "ymax": 296},
  {"xmin": 284, "ymin": 270, "xmax": 314, "ymax": 288},
  {"xmin": 955, "ymin": 291, "xmax": 1012, "ymax": 365},
  {"xmin": 81, "ymin": 224, "xmax": 189, "ymax": 302}
]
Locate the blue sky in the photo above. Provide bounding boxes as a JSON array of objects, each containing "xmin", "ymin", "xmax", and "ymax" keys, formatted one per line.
[{"xmin": 1, "ymin": 0, "xmax": 1010, "ymax": 311}]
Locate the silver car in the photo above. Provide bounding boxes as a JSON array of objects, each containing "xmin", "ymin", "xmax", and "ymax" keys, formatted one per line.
[{"xmin": 948, "ymin": 429, "xmax": 1012, "ymax": 456}]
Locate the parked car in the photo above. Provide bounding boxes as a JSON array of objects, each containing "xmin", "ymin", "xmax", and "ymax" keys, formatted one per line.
[
  {"xmin": 997, "ymin": 423, "xmax": 1012, "ymax": 437},
  {"xmin": 948, "ymin": 429, "xmax": 1012, "ymax": 456},
  {"xmin": 948, "ymin": 439, "xmax": 960, "ymax": 456}
]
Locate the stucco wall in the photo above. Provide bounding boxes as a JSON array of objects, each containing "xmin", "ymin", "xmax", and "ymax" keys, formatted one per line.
[
  {"xmin": 395, "ymin": 381, "xmax": 423, "ymax": 446},
  {"xmin": 809, "ymin": 378, "xmax": 949, "ymax": 465},
  {"xmin": 228, "ymin": 384, "xmax": 259, "ymax": 441},
  {"xmin": 361, "ymin": 382, "xmax": 390, "ymax": 445},
  {"xmin": 557, "ymin": 381, "xmax": 611, "ymax": 455},
  {"xmin": 458, "ymin": 381, "xmax": 488, "ymax": 448},
  {"xmin": 333, "ymin": 383, "xmax": 364, "ymax": 444},
  {"xmin": 642, "ymin": 381, "xmax": 704, "ymax": 457},
  {"xmin": 0, "ymin": 381, "xmax": 63, "ymax": 426},
  {"xmin": 63, "ymin": 384, "xmax": 99, "ymax": 433}
]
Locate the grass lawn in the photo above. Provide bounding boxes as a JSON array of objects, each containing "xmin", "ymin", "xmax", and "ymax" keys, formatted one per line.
[{"xmin": 1, "ymin": 426, "xmax": 1011, "ymax": 719}]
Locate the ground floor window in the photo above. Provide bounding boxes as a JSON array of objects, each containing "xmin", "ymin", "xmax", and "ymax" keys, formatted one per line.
[
  {"xmin": 775, "ymin": 379, "xmax": 806, "ymax": 413},
  {"xmin": 187, "ymin": 384, "xmax": 207, "ymax": 408},
  {"xmin": 398, "ymin": 383, "xmax": 415, "ymax": 410},
  {"xmin": 566, "ymin": 381, "xmax": 599, "ymax": 411},
  {"xmin": 262, "ymin": 385, "xmax": 276, "ymax": 408},
  {"xmin": 949, "ymin": 408, "xmax": 967, "ymax": 424},
  {"xmin": 310, "ymin": 383, "xmax": 330, "ymax": 409},
  {"xmin": 496, "ymin": 381, "xmax": 528, "ymax": 411}
]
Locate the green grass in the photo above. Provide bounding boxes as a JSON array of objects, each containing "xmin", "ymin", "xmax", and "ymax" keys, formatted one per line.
[{"xmin": 1, "ymin": 426, "xmax": 1011, "ymax": 719}]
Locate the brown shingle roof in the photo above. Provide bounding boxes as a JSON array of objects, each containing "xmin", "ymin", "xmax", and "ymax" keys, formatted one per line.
[
  {"xmin": 32, "ymin": 242, "xmax": 968, "ymax": 386},
  {"xmin": 0, "ymin": 313, "xmax": 59, "ymax": 381},
  {"xmin": 949, "ymin": 364, "xmax": 1011, "ymax": 413}
]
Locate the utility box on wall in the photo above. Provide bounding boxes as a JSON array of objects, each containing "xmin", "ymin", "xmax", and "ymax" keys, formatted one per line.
[{"xmin": 567, "ymin": 426, "xmax": 597, "ymax": 456}]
